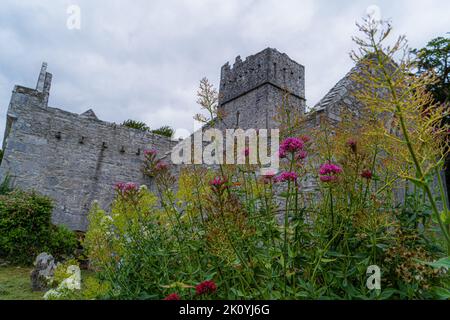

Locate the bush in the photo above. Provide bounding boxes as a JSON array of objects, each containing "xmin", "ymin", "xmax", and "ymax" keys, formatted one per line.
[{"xmin": 0, "ymin": 189, "xmax": 77, "ymax": 265}]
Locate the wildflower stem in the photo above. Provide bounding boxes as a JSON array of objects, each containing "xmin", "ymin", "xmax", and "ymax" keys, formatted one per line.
[{"xmin": 370, "ymin": 33, "xmax": 450, "ymax": 253}]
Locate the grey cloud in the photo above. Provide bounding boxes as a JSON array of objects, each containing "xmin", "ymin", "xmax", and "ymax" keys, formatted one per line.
[{"xmin": 1, "ymin": 0, "xmax": 449, "ymax": 143}]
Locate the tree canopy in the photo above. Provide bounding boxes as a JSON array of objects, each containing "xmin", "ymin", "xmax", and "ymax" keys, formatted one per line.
[{"xmin": 412, "ymin": 36, "xmax": 450, "ymax": 104}]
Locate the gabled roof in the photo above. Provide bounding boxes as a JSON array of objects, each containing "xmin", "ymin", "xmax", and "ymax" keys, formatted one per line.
[
  {"xmin": 80, "ymin": 109, "xmax": 98, "ymax": 120},
  {"xmin": 313, "ymin": 65, "xmax": 360, "ymax": 112}
]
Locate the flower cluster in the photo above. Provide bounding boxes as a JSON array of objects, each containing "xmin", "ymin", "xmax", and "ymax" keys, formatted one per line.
[
  {"xmin": 275, "ymin": 171, "xmax": 298, "ymax": 183},
  {"xmin": 195, "ymin": 280, "xmax": 217, "ymax": 296},
  {"xmin": 361, "ymin": 169, "xmax": 372, "ymax": 179},
  {"xmin": 319, "ymin": 163, "xmax": 343, "ymax": 183},
  {"xmin": 209, "ymin": 176, "xmax": 228, "ymax": 195},
  {"xmin": 261, "ymin": 169, "xmax": 277, "ymax": 184},
  {"xmin": 279, "ymin": 137, "xmax": 304, "ymax": 158},
  {"xmin": 155, "ymin": 161, "xmax": 169, "ymax": 171},
  {"xmin": 347, "ymin": 139, "xmax": 357, "ymax": 153},
  {"xmin": 163, "ymin": 293, "xmax": 181, "ymax": 300},
  {"xmin": 295, "ymin": 150, "xmax": 308, "ymax": 161},
  {"xmin": 299, "ymin": 135, "xmax": 311, "ymax": 143},
  {"xmin": 143, "ymin": 148, "xmax": 171, "ymax": 178},
  {"xmin": 144, "ymin": 148, "xmax": 157, "ymax": 156},
  {"xmin": 114, "ymin": 182, "xmax": 139, "ymax": 194}
]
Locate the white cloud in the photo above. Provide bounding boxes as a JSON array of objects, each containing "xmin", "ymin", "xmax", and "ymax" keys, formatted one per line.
[{"xmin": 0, "ymin": 0, "xmax": 449, "ymax": 144}]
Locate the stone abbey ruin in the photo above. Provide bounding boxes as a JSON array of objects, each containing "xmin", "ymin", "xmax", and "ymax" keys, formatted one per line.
[{"xmin": 0, "ymin": 48, "xmax": 366, "ymax": 231}]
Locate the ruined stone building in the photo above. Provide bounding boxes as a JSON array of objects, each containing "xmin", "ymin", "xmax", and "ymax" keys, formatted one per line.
[{"xmin": 0, "ymin": 48, "xmax": 362, "ymax": 231}]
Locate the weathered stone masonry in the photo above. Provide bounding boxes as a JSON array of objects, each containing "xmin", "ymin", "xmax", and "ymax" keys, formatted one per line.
[
  {"xmin": 0, "ymin": 47, "xmax": 357, "ymax": 231},
  {"xmin": 0, "ymin": 64, "xmax": 175, "ymax": 231},
  {"xmin": 217, "ymin": 48, "xmax": 305, "ymax": 130}
]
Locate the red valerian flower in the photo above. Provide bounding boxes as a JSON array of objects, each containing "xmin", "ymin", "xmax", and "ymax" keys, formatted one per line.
[
  {"xmin": 320, "ymin": 175, "xmax": 338, "ymax": 183},
  {"xmin": 261, "ymin": 169, "xmax": 277, "ymax": 184},
  {"xmin": 275, "ymin": 171, "xmax": 298, "ymax": 183},
  {"xmin": 299, "ymin": 135, "xmax": 311, "ymax": 143},
  {"xmin": 279, "ymin": 137, "xmax": 304, "ymax": 156},
  {"xmin": 209, "ymin": 176, "xmax": 227, "ymax": 187},
  {"xmin": 163, "ymin": 293, "xmax": 181, "ymax": 300},
  {"xmin": 155, "ymin": 161, "xmax": 169, "ymax": 171},
  {"xmin": 144, "ymin": 148, "xmax": 157, "ymax": 156},
  {"xmin": 195, "ymin": 280, "xmax": 217, "ymax": 295},
  {"xmin": 361, "ymin": 169, "xmax": 373, "ymax": 179},
  {"xmin": 243, "ymin": 147, "xmax": 250, "ymax": 157},
  {"xmin": 347, "ymin": 139, "xmax": 357, "ymax": 153},
  {"xmin": 319, "ymin": 163, "xmax": 343, "ymax": 183},
  {"xmin": 295, "ymin": 150, "xmax": 308, "ymax": 161},
  {"xmin": 114, "ymin": 182, "xmax": 139, "ymax": 193}
]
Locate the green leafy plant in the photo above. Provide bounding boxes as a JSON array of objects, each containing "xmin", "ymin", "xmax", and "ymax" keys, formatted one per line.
[
  {"xmin": 121, "ymin": 119, "xmax": 150, "ymax": 131},
  {"xmin": 0, "ymin": 189, "xmax": 77, "ymax": 265},
  {"xmin": 151, "ymin": 125, "xmax": 174, "ymax": 138}
]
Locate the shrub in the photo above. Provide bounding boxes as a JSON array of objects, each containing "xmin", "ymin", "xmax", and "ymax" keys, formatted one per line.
[
  {"xmin": 0, "ymin": 189, "xmax": 77, "ymax": 265},
  {"xmin": 151, "ymin": 126, "xmax": 174, "ymax": 138},
  {"xmin": 0, "ymin": 175, "xmax": 12, "ymax": 195},
  {"xmin": 121, "ymin": 119, "xmax": 150, "ymax": 132}
]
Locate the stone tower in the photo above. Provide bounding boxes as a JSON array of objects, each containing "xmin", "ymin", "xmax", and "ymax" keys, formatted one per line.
[{"xmin": 217, "ymin": 48, "xmax": 305, "ymax": 130}]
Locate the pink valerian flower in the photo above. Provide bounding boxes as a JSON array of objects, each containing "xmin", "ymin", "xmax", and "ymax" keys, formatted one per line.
[
  {"xmin": 114, "ymin": 182, "xmax": 125, "ymax": 190},
  {"xmin": 279, "ymin": 137, "xmax": 304, "ymax": 156},
  {"xmin": 261, "ymin": 169, "xmax": 277, "ymax": 184},
  {"xmin": 347, "ymin": 139, "xmax": 357, "ymax": 153},
  {"xmin": 320, "ymin": 175, "xmax": 338, "ymax": 183},
  {"xmin": 209, "ymin": 176, "xmax": 228, "ymax": 194},
  {"xmin": 155, "ymin": 161, "xmax": 169, "ymax": 171},
  {"xmin": 210, "ymin": 176, "xmax": 227, "ymax": 188},
  {"xmin": 299, "ymin": 135, "xmax": 311, "ymax": 144},
  {"xmin": 319, "ymin": 163, "xmax": 342, "ymax": 183},
  {"xmin": 144, "ymin": 148, "xmax": 157, "ymax": 156},
  {"xmin": 243, "ymin": 147, "xmax": 250, "ymax": 157},
  {"xmin": 275, "ymin": 171, "xmax": 298, "ymax": 183},
  {"xmin": 114, "ymin": 182, "xmax": 139, "ymax": 194},
  {"xmin": 295, "ymin": 150, "xmax": 308, "ymax": 161},
  {"xmin": 195, "ymin": 280, "xmax": 217, "ymax": 296},
  {"xmin": 163, "ymin": 293, "xmax": 181, "ymax": 300},
  {"xmin": 319, "ymin": 163, "xmax": 343, "ymax": 175},
  {"xmin": 361, "ymin": 169, "xmax": 373, "ymax": 179}
]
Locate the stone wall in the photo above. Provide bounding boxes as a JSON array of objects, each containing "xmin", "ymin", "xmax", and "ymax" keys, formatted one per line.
[
  {"xmin": 218, "ymin": 48, "xmax": 306, "ymax": 130},
  {"xmin": 0, "ymin": 48, "xmax": 395, "ymax": 232},
  {"xmin": 0, "ymin": 81, "xmax": 174, "ymax": 231}
]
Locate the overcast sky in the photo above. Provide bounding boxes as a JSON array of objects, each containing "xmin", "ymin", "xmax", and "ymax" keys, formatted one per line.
[{"xmin": 1, "ymin": 0, "xmax": 449, "ymax": 142}]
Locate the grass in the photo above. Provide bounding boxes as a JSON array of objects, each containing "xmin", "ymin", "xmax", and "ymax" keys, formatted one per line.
[{"xmin": 0, "ymin": 266, "xmax": 44, "ymax": 300}]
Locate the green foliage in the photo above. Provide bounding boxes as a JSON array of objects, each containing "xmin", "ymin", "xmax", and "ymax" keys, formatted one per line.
[
  {"xmin": 0, "ymin": 175, "xmax": 12, "ymax": 196},
  {"xmin": 0, "ymin": 149, "xmax": 3, "ymax": 165},
  {"xmin": 121, "ymin": 120, "xmax": 174, "ymax": 138},
  {"xmin": 80, "ymin": 19, "xmax": 450, "ymax": 301},
  {"xmin": 412, "ymin": 36, "xmax": 450, "ymax": 104},
  {"xmin": 0, "ymin": 190, "xmax": 78, "ymax": 265},
  {"xmin": 121, "ymin": 119, "xmax": 150, "ymax": 132},
  {"xmin": 151, "ymin": 125, "xmax": 174, "ymax": 138},
  {"xmin": 49, "ymin": 259, "xmax": 78, "ymax": 288}
]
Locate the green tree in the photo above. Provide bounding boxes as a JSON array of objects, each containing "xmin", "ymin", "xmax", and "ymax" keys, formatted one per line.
[
  {"xmin": 151, "ymin": 125, "xmax": 174, "ymax": 138},
  {"xmin": 0, "ymin": 149, "xmax": 3, "ymax": 165},
  {"xmin": 412, "ymin": 36, "xmax": 450, "ymax": 204},
  {"xmin": 412, "ymin": 36, "xmax": 450, "ymax": 104},
  {"xmin": 122, "ymin": 119, "xmax": 150, "ymax": 132}
]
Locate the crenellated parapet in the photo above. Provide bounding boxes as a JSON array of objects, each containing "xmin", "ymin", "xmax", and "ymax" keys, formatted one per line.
[{"xmin": 219, "ymin": 48, "xmax": 305, "ymax": 107}]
